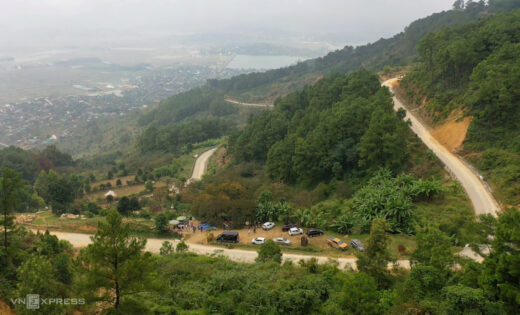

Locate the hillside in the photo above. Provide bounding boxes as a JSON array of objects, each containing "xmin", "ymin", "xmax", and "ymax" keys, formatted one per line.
[
  {"xmin": 187, "ymin": 70, "xmax": 473, "ymax": 239},
  {"xmin": 56, "ymin": 2, "xmax": 498, "ymax": 163},
  {"xmin": 207, "ymin": 4, "xmax": 489, "ymax": 103},
  {"xmin": 400, "ymin": 9, "xmax": 520, "ymax": 205}
]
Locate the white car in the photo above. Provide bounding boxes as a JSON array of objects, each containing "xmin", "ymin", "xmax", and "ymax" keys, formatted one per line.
[
  {"xmin": 251, "ymin": 237, "xmax": 266, "ymax": 245},
  {"xmin": 272, "ymin": 237, "xmax": 291, "ymax": 246},
  {"xmin": 262, "ymin": 222, "xmax": 275, "ymax": 230},
  {"xmin": 288, "ymin": 227, "xmax": 303, "ymax": 236}
]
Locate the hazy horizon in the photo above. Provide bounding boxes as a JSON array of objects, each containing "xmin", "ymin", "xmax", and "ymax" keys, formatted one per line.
[{"xmin": 1, "ymin": 0, "xmax": 456, "ymax": 56}]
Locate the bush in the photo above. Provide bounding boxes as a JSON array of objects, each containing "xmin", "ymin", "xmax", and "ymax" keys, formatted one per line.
[
  {"xmin": 207, "ymin": 232, "xmax": 214, "ymax": 243},
  {"xmin": 176, "ymin": 241, "xmax": 189, "ymax": 253},
  {"xmin": 256, "ymin": 240, "xmax": 282, "ymax": 264},
  {"xmin": 160, "ymin": 241, "xmax": 174, "ymax": 256}
]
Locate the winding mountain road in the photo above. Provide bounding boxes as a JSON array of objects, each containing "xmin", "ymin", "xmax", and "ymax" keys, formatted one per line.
[
  {"xmin": 224, "ymin": 97, "xmax": 273, "ymax": 108},
  {"xmin": 186, "ymin": 147, "xmax": 218, "ymax": 185},
  {"xmin": 382, "ymin": 78, "xmax": 499, "ymax": 217}
]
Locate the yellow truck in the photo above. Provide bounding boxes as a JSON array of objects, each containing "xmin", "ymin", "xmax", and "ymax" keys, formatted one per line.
[{"xmin": 327, "ymin": 237, "xmax": 348, "ymax": 251}]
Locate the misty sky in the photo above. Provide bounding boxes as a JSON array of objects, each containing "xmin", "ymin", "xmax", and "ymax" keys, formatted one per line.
[{"xmin": 0, "ymin": 0, "xmax": 456, "ymax": 51}]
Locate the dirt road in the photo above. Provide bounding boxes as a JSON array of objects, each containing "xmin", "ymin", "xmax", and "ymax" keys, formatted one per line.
[
  {"xmin": 382, "ymin": 78, "xmax": 499, "ymax": 216},
  {"xmin": 187, "ymin": 147, "xmax": 217, "ymax": 184},
  {"xmin": 225, "ymin": 97, "xmax": 273, "ymax": 108},
  {"xmin": 37, "ymin": 229, "xmax": 410, "ymax": 270}
]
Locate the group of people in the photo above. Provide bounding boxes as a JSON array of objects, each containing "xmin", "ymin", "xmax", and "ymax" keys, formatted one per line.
[{"xmin": 176, "ymin": 221, "xmax": 196, "ymax": 235}]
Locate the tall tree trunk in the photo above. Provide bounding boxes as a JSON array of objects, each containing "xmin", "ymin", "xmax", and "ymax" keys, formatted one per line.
[
  {"xmin": 115, "ymin": 279, "xmax": 120, "ymax": 308},
  {"xmin": 114, "ymin": 255, "xmax": 119, "ymax": 308},
  {"xmin": 3, "ymin": 210, "xmax": 7, "ymax": 252}
]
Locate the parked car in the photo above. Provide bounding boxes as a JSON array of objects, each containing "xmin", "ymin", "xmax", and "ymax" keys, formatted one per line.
[
  {"xmin": 288, "ymin": 227, "xmax": 304, "ymax": 236},
  {"xmin": 327, "ymin": 237, "xmax": 348, "ymax": 251},
  {"xmin": 272, "ymin": 237, "xmax": 291, "ymax": 246},
  {"xmin": 306, "ymin": 228, "xmax": 324, "ymax": 237},
  {"xmin": 197, "ymin": 223, "xmax": 216, "ymax": 231},
  {"xmin": 251, "ymin": 237, "xmax": 266, "ymax": 245},
  {"xmin": 216, "ymin": 232, "xmax": 239, "ymax": 243},
  {"xmin": 351, "ymin": 239, "xmax": 365, "ymax": 251},
  {"xmin": 262, "ymin": 222, "xmax": 275, "ymax": 230},
  {"xmin": 282, "ymin": 224, "xmax": 298, "ymax": 232}
]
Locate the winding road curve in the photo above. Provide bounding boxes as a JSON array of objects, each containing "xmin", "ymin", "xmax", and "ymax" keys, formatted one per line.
[
  {"xmin": 224, "ymin": 97, "xmax": 273, "ymax": 108},
  {"xmin": 383, "ymin": 78, "xmax": 499, "ymax": 217},
  {"xmin": 185, "ymin": 147, "xmax": 218, "ymax": 185}
]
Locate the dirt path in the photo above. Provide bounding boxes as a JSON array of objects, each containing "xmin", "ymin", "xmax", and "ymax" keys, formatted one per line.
[
  {"xmin": 36, "ymin": 229, "xmax": 409, "ymax": 270},
  {"xmin": 383, "ymin": 78, "xmax": 499, "ymax": 216},
  {"xmin": 186, "ymin": 147, "xmax": 217, "ymax": 185},
  {"xmin": 225, "ymin": 97, "xmax": 273, "ymax": 108}
]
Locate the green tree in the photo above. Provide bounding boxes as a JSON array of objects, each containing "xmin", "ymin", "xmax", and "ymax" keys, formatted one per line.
[
  {"xmin": 117, "ymin": 196, "xmax": 131, "ymax": 216},
  {"xmin": 154, "ymin": 213, "xmax": 169, "ymax": 234},
  {"xmin": 356, "ymin": 218, "xmax": 394, "ymax": 289},
  {"xmin": 128, "ymin": 197, "xmax": 140, "ymax": 211},
  {"xmin": 412, "ymin": 225, "xmax": 455, "ymax": 270},
  {"xmin": 160, "ymin": 241, "xmax": 174, "ymax": 256},
  {"xmin": 479, "ymin": 208, "xmax": 520, "ymax": 313},
  {"xmin": 16, "ymin": 256, "xmax": 62, "ymax": 315},
  {"xmin": 41, "ymin": 145, "xmax": 73, "ymax": 167},
  {"xmin": 452, "ymin": 0, "xmax": 465, "ymax": 10},
  {"xmin": 358, "ymin": 109, "xmax": 408, "ymax": 173},
  {"xmin": 78, "ymin": 210, "xmax": 153, "ymax": 309},
  {"xmin": 34, "ymin": 170, "xmax": 73, "ymax": 214},
  {"xmin": 54, "ymin": 252, "xmax": 73, "ymax": 285},
  {"xmin": 338, "ymin": 273, "xmax": 382, "ymax": 315},
  {"xmin": 176, "ymin": 241, "xmax": 189, "ymax": 253},
  {"xmin": 145, "ymin": 180, "xmax": 154, "ymax": 192},
  {"xmin": 106, "ymin": 194, "xmax": 114, "ymax": 204},
  {"xmin": 69, "ymin": 173, "xmax": 84, "ymax": 199},
  {"xmin": 256, "ymin": 240, "xmax": 282, "ymax": 264},
  {"xmin": 0, "ymin": 168, "xmax": 24, "ymax": 253}
]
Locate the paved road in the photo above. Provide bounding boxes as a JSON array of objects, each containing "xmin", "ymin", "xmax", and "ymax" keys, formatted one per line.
[
  {"xmin": 382, "ymin": 78, "xmax": 499, "ymax": 216},
  {"xmin": 0, "ymin": 142, "xmax": 8, "ymax": 148},
  {"xmin": 187, "ymin": 147, "xmax": 218, "ymax": 184},
  {"xmin": 36, "ymin": 229, "xmax": 410, "ymax": 270},
  {"xmin": 225, "ymin": 97, "xmax": 273, "ymax": 108}
]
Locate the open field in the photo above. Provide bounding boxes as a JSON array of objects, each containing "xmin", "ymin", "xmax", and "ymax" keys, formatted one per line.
[
  {"xmin": 90, "ymin": 175, "xmax": 136, "ymax": 188},
  {"xmin": 25, "ymin": 210, "xmax": 165, "ymax": 237},
  {"xmin": 87, "ymin": 180, "xmax": 168, "ymax": 201}
]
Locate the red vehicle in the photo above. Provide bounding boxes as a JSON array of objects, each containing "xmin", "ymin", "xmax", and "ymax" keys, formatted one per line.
[{"xmin": 282, "ymin": 224, "xmax": 298, "ymax": 232}]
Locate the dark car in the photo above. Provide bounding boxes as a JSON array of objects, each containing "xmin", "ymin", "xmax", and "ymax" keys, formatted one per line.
[
  {"xmin": 306, "ymin": 228, "xmax": 324, "ymax": 237},
  {"xmin": 216, "ymin": 232, "xmax": 239, "ymax": 243},
  {"xmin": 351, "ymin": 239, "xmax": 365, "ymax": 251},
  {"xmin": 282, "ymin": 224, "xmax": 298, "ymax": 232}
]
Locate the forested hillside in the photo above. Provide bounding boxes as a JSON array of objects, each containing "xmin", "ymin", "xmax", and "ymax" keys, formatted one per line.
[
  {"xmin": 230, "ymin": 70, "xmax": 412, "ymax": 186},
  {"xmin": 401, "ymin": 8, "xmax": 520, "ymax": 204},
  {"xmin": 188, "ymin": 70, "xmax": 473, "ymax": 237}
]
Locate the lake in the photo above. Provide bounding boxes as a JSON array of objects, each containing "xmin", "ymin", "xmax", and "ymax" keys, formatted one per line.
[{"xmin": 226, "ymin": 55, "xmax": 303, "ymax": 70}]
